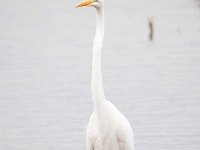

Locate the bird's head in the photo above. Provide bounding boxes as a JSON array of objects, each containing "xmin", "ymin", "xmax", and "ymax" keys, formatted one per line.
[{"xmin": 75, "ymin": 0, "xmax": 103, "ymax": 9}]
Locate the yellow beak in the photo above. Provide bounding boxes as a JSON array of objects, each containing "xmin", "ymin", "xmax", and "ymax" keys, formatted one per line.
[{"xmin": 75, "ymin": 0, "xmax": 95, "ymax": 8}]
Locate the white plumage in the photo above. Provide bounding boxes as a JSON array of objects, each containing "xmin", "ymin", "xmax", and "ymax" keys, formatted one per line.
[
  {"xmin": 76, "ymin": 0, "xmax": 134, "ymax": 150},
  {"xmin": 86, "ymin": 100, "xmax": 134, "ymax": 150}
]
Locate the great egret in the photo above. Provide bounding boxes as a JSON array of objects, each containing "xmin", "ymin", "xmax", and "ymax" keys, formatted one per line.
[{"xmin": 75, "ymin": 0, "xmax": 134, "ymax": 150}]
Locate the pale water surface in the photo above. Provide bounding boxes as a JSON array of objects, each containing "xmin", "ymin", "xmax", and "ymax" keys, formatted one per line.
[{"xmin": 0, "ymin": 0, "xmax": 200, "ymax": 150}]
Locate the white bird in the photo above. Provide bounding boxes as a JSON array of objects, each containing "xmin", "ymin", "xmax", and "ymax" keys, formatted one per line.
[{"xmin": 75, "ymin": 0, "xmax": 134, "ymax": 150}]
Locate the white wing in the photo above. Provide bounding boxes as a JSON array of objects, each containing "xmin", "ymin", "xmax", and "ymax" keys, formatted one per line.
[
  {"xmin": 116, "ymin": 110, "xmax": 134, "ymax": 150},
  {"xmin": 120, "ymin": 139, "xmax": 134, "ymax": 150}
]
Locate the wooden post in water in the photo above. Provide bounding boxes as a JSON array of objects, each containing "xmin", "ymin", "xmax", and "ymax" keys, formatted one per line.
[{"xmin": 148, "ymin": 18, "xmax": 154, "ymax": 41}]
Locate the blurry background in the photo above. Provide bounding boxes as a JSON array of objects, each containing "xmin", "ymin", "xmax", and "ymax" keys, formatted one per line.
[{"xmin": 0, "ymin": 0, "xmax": 200, "ymax": 150}]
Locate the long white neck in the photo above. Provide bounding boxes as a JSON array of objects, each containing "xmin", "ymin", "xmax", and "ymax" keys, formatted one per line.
[{"xmin": 91, "ymin": 6, "xmax": 106, "ymax": 111}]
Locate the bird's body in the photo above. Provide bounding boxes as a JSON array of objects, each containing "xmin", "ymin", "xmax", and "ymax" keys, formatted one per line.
[
  {"xmin": 87, "ymin": 100, "xmax": 134, "ymax": 150},
  {"xmin": 75, "ymin": 0, "xmax": 134, "ymax": 150}
]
